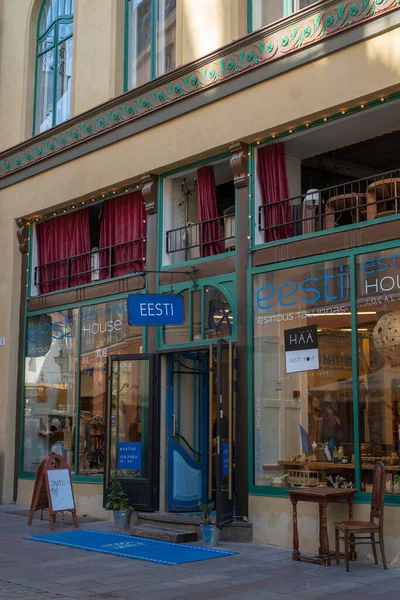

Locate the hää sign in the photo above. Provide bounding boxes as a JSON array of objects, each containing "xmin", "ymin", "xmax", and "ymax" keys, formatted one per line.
[
  {"xmin": 28, "ymin": 453, "xmax": 78, "ymax": 530},
  {"xmin": 284, "ymin": 325, "xmax": 319, "ymax": 374}
]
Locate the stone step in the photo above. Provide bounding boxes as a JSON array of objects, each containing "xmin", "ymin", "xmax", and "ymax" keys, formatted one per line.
[
  {"xmin": 136, "ymin": 512, "xmax": 253, "ymax": 543},
  {"xmin": 130, "ymin": 523, "xmax": 198, "ymax": 543}
]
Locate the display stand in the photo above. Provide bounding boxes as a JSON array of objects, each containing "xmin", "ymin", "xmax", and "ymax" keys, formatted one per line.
[{"xmin": 28, "ymin": 452, "xmax": 79, "ymax": 530}]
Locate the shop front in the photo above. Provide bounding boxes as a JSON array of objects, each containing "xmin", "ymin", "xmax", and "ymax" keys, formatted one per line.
[
  {"xmin": 19, "ymin": 278, "xmax": 238, "ymax": 523},
  {"xmin": 249, "ymin": 242, "xmax": 400, "ymax": 558}
]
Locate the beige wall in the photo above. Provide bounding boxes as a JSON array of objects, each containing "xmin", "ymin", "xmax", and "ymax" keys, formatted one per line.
[
  {"xmin": 179, "ymin": 0, "xmax": 248, "ymax": 65},
  {"xmin": 0, "ymin": 0, "xmax": 33, "ymax": 149},
  {"xmin": 73, "ymin": 0, "xmax": 125, "ymax": 115},
  {"xmin": 0, "ymin": 0, "xmax": 247, "ymax": 151},
  {"xmin": 249, "ymin": 495, "xmax": 400, "ymax": 564},
  {"xmin": 1, "ymin": 25, "xmax": 400, "ymax": 505}
]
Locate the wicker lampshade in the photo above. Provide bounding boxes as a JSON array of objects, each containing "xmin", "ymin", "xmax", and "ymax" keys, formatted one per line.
[{"xmin": 372, "ymin": 311, "xmax": 400, "ymax": 364}]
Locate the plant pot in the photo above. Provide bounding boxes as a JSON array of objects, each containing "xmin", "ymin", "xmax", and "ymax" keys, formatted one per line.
[
  {"xmin": 113, "ymin": 510, "xmax": 132, "ymax": 531},
  {"xmin": 200, "ymin": 524, "xmax": 219, "ymax": 546}
]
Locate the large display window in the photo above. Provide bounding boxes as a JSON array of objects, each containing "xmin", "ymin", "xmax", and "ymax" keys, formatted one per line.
[
  {"xmin": 22, "ymin": 300, "xmax": 142, "ymax": 478},
  {"xmin": 253, "ymin": 258, "xmax": 355, "ymax": 488},
  {"xmin": 23, "ymin": 309, "xmax": 78, "ymax": 472},
  {"xmin": 356, "ymin": 249, "xmax": 400, "ymax": 494},
  {"xmin": 79, "ymin": 300, "xmax": 142, "ymax": 476},
  {"xmin": 253, "ymin": 249, "xmax": 400, "ymax": 494}
]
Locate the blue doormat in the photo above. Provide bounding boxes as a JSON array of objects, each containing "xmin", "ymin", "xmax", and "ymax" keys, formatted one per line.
[{"xmin": 26, "ymin": 529, "xmax": 236, "ymax": 565}]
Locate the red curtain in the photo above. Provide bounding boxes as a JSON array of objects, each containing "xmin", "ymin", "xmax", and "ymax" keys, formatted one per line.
[
  {"xmin": 99, "ymin": 191, "xmax": 146, "ymax": 278},
  {"xmin": 197, "ymin": 166, "xmax": 223, "ymax": 257},
  {"xmin": 257, "ymin": 143, "xmax": 293, "ymax": 242},
  {"xmin": 36, "ymin": 209, "xmax": 91, "ymax": 294}
]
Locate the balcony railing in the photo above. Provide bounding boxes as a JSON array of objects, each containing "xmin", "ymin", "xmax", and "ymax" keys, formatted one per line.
[
  {"xmin": 258, "ymin": 169, "xmax": 400, "ymax": 241},
  {"xmin": 166, "ymin": 214, "xmax": 235, "ymax": 259},
  {"xmin": 34, "ymin": 237, "xmax": 146, "ymax": 294}
]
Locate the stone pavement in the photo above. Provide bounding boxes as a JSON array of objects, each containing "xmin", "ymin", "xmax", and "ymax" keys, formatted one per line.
[{"xmin": 0, "ymin": 505, "xmax": 399, "ymax": 600}]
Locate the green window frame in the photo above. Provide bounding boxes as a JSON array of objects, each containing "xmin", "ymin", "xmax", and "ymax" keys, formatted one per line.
[
  {"xmin": 19, "ymin": 288, "xmax": 148, "ymax": 483},
  {"xmin": 33, "ymin": 0, "xmax": 74, "ymax": 135},
  {"xmin": 248, "ymin": 0, "xmax": 318, "ymax": 33},
  {"xmin": 124, "ymin": 0, "xmax": 177, "ymax": 92},
  {"xmin": 156, "ymin": 277, "xmax": 237, "ymax": 351},
  {"xmin": 248, "ymin": 239, "xmax": 400, "ymax": 505}
]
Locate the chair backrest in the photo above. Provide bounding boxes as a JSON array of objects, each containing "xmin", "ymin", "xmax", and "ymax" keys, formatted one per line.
[{"xmin": 370, "ymin": 461, "xmax": 386, "ymax": 524}]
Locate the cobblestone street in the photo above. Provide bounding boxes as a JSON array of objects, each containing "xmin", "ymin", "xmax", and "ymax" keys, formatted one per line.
[{"xmin": 1, "ymin": 506, "xmax": 400, "ymax": 600}]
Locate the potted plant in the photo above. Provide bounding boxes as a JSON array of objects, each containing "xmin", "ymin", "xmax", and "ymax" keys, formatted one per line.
[
  {"xmin": 105, "ymin": 470, "xmax": 134, "ymax": 530},
  {"xmin": 198, "ymin": 501, "xmax": 219, "ymax": 546}
]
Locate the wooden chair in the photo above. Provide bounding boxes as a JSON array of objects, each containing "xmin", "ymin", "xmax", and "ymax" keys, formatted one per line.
[{"xmin": 335, "ymin": 462, "xmax": 387, "ymax": 572}]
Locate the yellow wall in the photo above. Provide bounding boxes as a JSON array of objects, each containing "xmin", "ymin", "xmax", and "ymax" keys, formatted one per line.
[
  {"xmin": 249, "ymin": 495, "xmax": 400, "ymax": 564},
  {"xmin": 1, "ymin": 21, "xmax": 400, "ymax": 504},
  {"xmin": 0, "ymin": 0, "xmax": 247, "ymax": 151},
  {"xmin": 18, "ymin": 479, "xmax": 111, "ymax": 520},
  {"xmin": 73, "ymin": 0, "xmax": 124, "ymax": 115},
  {"xmin": 179, "ymin": 0, "xmax": 248, "ymax": 65}
]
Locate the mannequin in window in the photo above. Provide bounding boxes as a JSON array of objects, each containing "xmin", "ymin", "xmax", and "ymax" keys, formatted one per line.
[
  {"xmin": 308, "ymin": 393, "xmax": 323, "ymax": 445},
  {"xmin": 323, "ymin": 404, "xmax": 342, "ymax": 446}
]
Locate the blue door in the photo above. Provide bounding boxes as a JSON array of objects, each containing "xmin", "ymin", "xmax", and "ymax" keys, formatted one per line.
[{"xmin": 167, "ymin": 352, "xmax": 209, "ymax": 511}]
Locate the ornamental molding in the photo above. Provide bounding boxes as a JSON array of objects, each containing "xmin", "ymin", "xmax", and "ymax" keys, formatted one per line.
[
  {"xmin": 229, "ymin": 142, "xmax": 249, "ymax": 189},
  {"xmin": 16, "ymin": 218, "xmax": 29, "ymax": 253},
  {"xmin": 0, "ymin": 0, "xmax": 399, "ymax": 181},
  {"xmin": 141, "ymin": 173, "xmax": 158, "ymax": 215}
]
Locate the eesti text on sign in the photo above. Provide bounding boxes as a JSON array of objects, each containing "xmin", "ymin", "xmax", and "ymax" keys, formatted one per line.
[{"xmin": 128, "ymin": 294, "xmax": 185, "ymax": 326}]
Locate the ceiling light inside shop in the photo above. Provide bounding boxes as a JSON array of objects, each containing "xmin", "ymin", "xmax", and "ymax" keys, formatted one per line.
[{"xmin": 306, "ymin": 311, "xmax": 376, "ymax": 317}]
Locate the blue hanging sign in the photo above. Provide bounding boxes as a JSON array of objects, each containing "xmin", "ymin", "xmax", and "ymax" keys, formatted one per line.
[
  {"xmin": 128, "ymin": 294, "xmax": 185, "ymax": 325},
  {"xmin": 222, "ymin": 443, "xmax": 229, "ymax": 477},
  {"xmin": 118, "ymin": 442, "xmax": 142, "ymax": 470}
]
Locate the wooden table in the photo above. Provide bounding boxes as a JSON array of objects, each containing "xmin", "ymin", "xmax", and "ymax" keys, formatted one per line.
[{"xmin": 288, "ymin": 487, "xmax": 357, "ymax": 566}]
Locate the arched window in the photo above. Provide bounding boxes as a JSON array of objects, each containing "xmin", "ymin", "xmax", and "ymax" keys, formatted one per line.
[
  {"xmin": 34, "ymin": 0, "xmax": 74, "ymax": 134},
  {"xmin": 126, "ymin": 0, "xmax": 176, "ymax": 91}
]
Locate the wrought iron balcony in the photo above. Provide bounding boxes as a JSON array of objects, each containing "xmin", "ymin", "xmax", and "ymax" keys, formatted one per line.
[
  {"xmin": 258, "ymin": 168, "xmax": 400, "ymax": 242},
  {"xmin": 34, "ymin": 237, "xmax": 146, "ymax": 294},
  {"xmin": 166, "ymin": 214, "xmax": 235, "ymax": 259}
]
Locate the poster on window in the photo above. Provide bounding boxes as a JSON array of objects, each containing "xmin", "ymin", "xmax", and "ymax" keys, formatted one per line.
[{"xmin": 284, "ymin": 325, "xmax": 319, "ymax": 374}]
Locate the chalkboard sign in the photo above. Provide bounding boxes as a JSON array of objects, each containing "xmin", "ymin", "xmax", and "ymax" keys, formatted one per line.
[
  {"xmin": 28, "ymin": 453, "xmax": 78, "ymax": 530},
  {"xmin": 47, "ymin": 469, "xmax": 75, "ymax": 512}
]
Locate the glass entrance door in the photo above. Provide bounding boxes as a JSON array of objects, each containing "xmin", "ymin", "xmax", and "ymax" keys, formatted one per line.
[
  {"xmin": 104, "ymin": 354, "xmax": 159, "ymax": 511},
  {"xmin": 213, "ymin": 340, "xmax": 236, "ymax": 525},
  {"xmin": 167, "ymin": 352, "xmax": 209, "ymax": 511}
]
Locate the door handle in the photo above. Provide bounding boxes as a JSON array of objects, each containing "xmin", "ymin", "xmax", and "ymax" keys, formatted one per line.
[{"xmin": 170, "ymin": 414, "xmax": 176, "ymax": 436}]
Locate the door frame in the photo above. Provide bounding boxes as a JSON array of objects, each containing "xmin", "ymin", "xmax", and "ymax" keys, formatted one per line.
[
  {"xmin": 159, "ymin": 341, "xmax": 237, "ymax": 523},
  {"xmin": 166, "ymin": 350, "xmax": 209, "ymax": 512},
  {"xmin": 103, "ymin": 353, "xmax": 160, "ymax": 512}
]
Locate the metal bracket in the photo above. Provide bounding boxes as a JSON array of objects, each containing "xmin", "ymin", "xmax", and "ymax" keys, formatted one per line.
[{"xmin": 137, "ymin": 265, "xmax": 198, "ymax": 290}]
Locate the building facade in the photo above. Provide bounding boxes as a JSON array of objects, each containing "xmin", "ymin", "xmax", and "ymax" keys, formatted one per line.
[{"xmin": 1, "ymin": 0, "xmax": 400, "ymax": 559}]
